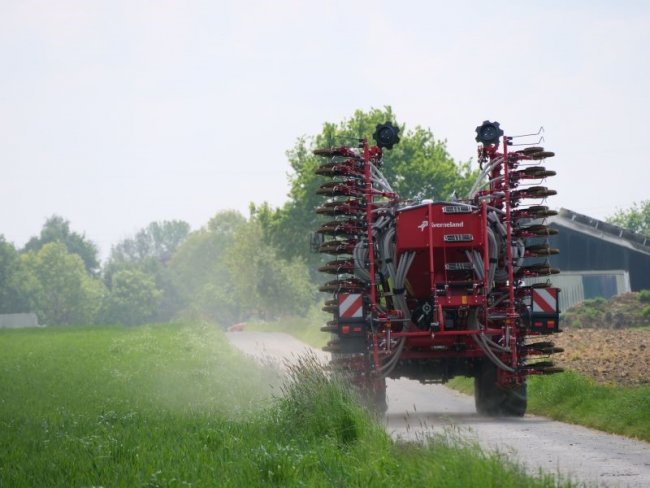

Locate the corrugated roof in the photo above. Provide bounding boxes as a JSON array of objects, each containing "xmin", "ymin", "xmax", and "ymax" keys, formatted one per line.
[{"xmin": 548, "ymin": 208, "xmax": 650, "ymax": 257}]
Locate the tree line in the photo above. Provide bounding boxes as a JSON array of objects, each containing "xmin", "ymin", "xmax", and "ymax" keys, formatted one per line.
[
  {"xmin": 2, "ymin": 107, "xmax": 645, "ymax": 326},
  {"xmin": 0, "ymin": 211, "xmax": 314, "ymax": 326}
]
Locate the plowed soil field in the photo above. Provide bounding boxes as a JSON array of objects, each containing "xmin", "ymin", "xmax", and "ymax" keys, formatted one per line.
[{"xmin": 553, "ymin": 328, "xmax": 650, "ymax": 386}]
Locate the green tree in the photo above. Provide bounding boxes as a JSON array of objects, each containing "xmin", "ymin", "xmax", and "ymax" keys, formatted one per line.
[
  {"xmin": 106, "ymin": 220, "xmax": 191, "ymax": 271},
  {"xmin": 607, "ymin": 200, "xmax": 650, "ymax": 236},
  {"xmin": 224, "ymin": 218, "xmax": 315, "ymax": 319},
  {"xmin": 168, "ymin": 210, "xmax": 314, "ymax": 324},
  {"xmin": 0, "ymin": 236, "xmax": 30, "ymax": 313},
  {"xmin": 257, "ymin": 107, "xmax": 478, "ymax": 264},
  {"xmin": 20, "ymin": 242, "xmax": 105, "ymax": 325},
  {"xmin": 168, "ymin": 211, "xmax": 247, "ymax": 324},
  {"xmin": 23, "ymin": 215, "xmax": 100, "ymax": 275},
  {"xmin": 101, "ymin": 269, "xmax": 162, "ymax": 325},
  {"xmin": 104, "ymin": 220, "xmax": 191, "ymax": 321}
]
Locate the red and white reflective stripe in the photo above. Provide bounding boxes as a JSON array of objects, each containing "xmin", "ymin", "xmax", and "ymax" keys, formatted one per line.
[
  {"xmin": 338, "ymin": 293, "xmax": 363, "ymax": 319},
  {"xmin": 532, "ymin": 288, "xmax": 558, "ymax": 313}
]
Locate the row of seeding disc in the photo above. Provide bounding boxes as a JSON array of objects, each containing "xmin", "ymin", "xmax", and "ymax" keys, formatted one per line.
[
  {"xmin": 504, "ymin": 146, "xmax": 560, "ymax": 282},
  {"xmin": 468, "ymin": 144, "xmax": 561, "ymax": 290},
  {"xmin": 312, "ymin": 146, "xmax": 380, "ymax": 345},
  {"xmin": 506, "ymin": 147, "xmax": 564, "ymax": 372}
]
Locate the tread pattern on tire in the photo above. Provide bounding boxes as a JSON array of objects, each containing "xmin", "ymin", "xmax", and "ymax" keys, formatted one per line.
[
  {"xmin": 331, "ymin": 336, "xmax": 387, "ymax": 414},
  {"xmin": 474, "ymin": 361, "xmax": 527, "ymax": 417}
]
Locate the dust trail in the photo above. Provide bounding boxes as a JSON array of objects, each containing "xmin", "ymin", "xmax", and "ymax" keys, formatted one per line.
[
  {"xmin": 226, "ymin": 330, "xmax": 329, "ymax": 372},
  {"xmin": 110, "ymin": 325, "xmax": 283, "ymax": 417}
]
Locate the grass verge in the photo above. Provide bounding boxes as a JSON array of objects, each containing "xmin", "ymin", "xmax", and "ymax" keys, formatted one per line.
[
  {"xmin": 528, "ymin": 371, "xmax": 650, "ymax": 441},
  {"xmin": 448, "ymin": 373, "xmax": 650, "ymax": 442},
  {"xmin": 0, "ymin": 324, "xmax": 569, "ymax": 486}
]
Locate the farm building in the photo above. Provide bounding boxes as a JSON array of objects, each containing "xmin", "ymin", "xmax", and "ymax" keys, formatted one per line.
[{"xmin": 538, "ymin": 208, "xmax": 650, "ymax": 310}]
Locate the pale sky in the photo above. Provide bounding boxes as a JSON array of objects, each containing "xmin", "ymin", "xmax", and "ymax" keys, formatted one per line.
[{"xmin": 2, "ymin": 1, "xmax": 649, "ymax": 259}]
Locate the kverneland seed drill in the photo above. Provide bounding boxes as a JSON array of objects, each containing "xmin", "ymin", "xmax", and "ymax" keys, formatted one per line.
[{"xmin": 314, "ymin": 121, "xmax": 562, "ymax": 415}]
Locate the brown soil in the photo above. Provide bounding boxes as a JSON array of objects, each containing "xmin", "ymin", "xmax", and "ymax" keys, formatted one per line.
[
  {"xmin": 542, "ymin": 291, "xmax": 650, "ymax": 386},
  {"xmin": 552, "ymin": 328, "xmax": 650, "ymax": 386}
]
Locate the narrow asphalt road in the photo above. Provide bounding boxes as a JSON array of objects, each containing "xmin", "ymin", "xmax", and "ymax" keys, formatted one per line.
[{"xmin": 227, "ymin": 331, "xmax": 650, "ymax": 487}]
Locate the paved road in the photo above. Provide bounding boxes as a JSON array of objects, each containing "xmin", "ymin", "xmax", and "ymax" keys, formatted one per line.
[{"xmin": 227, "ymin": 331, "xmax": 650, "ymax": 487}]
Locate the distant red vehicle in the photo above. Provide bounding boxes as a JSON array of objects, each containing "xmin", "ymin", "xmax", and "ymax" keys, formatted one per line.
[{"xmin": 227, "ymin": 322, "xmax": 247, "ymax": 332}]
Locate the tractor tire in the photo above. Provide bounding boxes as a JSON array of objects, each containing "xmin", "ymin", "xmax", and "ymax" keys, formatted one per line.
[
  {"xmin": 368, "ymin": 377, "xmax": 388, "ymax": 414},
  {"xmin": 332, "ymin": 336, "xmax": 387, "ymax": 414},
  {"xmin": 474, "ymin": 361, "xmax": 527, "ymax": 417}
]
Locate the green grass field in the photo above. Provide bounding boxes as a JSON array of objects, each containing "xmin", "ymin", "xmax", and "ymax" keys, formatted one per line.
[{"xmin": 0, "ymin": 324, "xmax": 568, "ymax": 487}]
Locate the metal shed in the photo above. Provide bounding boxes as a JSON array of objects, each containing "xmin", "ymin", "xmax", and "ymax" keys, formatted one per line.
[{"xmin": 547, "ymin": 208, "xmax": 650, "ymax": 292}]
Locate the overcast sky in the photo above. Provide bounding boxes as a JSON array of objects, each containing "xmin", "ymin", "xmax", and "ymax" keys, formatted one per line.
[{"xmin": 2, "ymin": 1, "xmax": 649, "ymax": 259}]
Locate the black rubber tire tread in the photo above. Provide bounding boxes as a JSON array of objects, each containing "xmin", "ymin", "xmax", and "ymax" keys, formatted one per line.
[
  {"xmin": 333, "ymin": 336, "xmax": 387, "ymax": 414},
  {"xmin": 474, "ymin": 361, "xmax": 527, "ymax": 417},
  {"xmin": 368, "ymin": 378, "xmax": 388, "ymax": 414}
]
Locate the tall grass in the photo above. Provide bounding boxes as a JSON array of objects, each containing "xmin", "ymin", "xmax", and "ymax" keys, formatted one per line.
[
  {"xmin": 268, "ymin": 354, "xmax": 566, "ymax": 487},
  {"xmin": 0, "ymin": 324, "xmax": 567, "ymax": 487}
]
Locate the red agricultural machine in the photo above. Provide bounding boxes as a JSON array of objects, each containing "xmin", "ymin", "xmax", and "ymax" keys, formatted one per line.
[{"xmin": 314, "ymin": 121, "xmax": 563, "ymax": 416}]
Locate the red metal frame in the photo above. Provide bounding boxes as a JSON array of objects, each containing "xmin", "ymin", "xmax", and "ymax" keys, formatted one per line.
[{"xmin": 315, "ymin": 122, "xmax": 560, "ymax": 394}]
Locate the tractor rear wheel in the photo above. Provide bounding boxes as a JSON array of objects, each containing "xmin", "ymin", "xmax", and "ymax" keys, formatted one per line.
[
  {"xmin": 474, "ymin": 361, "xmax": 527, "ymax": 417},
  {"xmin": 332, "ymin": 336, "xmax": 387, "ymax": 414}
]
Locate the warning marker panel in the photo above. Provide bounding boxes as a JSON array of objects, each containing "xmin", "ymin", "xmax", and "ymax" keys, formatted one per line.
[
  {"xmin": 532, "ymin": 288, "xmax": 559, "ymax": 314},
  {"xmin": 338, "ymin": 293, "xmax": 363, "ymax": 320}
]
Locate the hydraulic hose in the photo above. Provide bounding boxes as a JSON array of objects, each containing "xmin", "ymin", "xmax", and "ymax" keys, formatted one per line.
[
  {"xmin": 468, "ymin": 156, "xmax": 503, "ymax": 198},
  {"xmin": 468, "ymin": 309, "xmax": 515, "ymax": 372}
]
